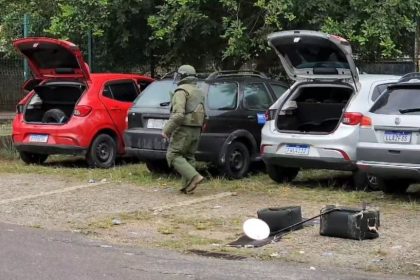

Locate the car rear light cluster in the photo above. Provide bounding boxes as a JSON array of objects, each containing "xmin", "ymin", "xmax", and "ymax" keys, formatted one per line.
[
  {"xmin": 342, "ymin": 112, "xmax": 371, "ymax": 127},
  {"xmin": 73, "ymin": 105, "xmax": 92, "ymax": 117},
  {"xmin": 264, "ymin": 109, "xmax": 276, "ymax": 121}
]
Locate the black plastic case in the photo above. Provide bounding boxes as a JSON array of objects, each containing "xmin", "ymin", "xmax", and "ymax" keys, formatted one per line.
[{"xmin": 319, "ymin": 205, "xmax": 380, "ymax": 240}]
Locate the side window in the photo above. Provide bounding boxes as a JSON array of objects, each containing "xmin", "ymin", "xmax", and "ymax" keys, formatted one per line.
[
  {"xmin": 243, "ymin": 83, "xmax": 272, "ymax": 110},
  {"xmin": 371, "ymin": 83, "xmax": 392, "ymax": 101},
  {"xmin": 103, "ymin": 85, "xmax": 113, "ymax": 99},
  {"xmin": 207, "ymin": 82, "xmax": 238, "ymax": 110},
  {"xmin": 103, "ymin": 81, "xmax": 139, "ymax": 102},
  {"xmin": 270, "ymin": 83, "xmax": 288, "ymax": 99},
  {"xmin": 137, "ymin": 79, "xmax": 152, "ymax": 92}
]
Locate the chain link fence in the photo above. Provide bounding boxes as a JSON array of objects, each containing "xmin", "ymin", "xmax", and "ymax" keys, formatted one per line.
[{"xmin": 0, "ymin": 58, "xmax": 24, "ymax": 111}]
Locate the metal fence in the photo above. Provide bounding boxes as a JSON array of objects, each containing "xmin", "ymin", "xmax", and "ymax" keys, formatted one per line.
[
  {"xmin": 0, "ymin": 58, "xmax": 417, "ymax": 112},
  {"xmin": 0, "ymin": 58, "xmax": 24, "ymax": 111},
  {"xmin": 357, "ymin": 61, "xmax": 415, "ymax": 75}
]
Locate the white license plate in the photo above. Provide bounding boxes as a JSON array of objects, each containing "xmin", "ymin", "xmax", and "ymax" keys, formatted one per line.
[
  {"xmin": 29, "ymin": 134, "xmax": 48, "ymax": 143},
  {"xmin": 285, "ymin": 144, "xmax": 310, "ymax": 155},
  {"xmin": 146, "ymin": 119, "xmax": 168, "ymax": 129},
  {"xmin": 384, "ymin": 131, "xmax": 411, "ymax": 143}
]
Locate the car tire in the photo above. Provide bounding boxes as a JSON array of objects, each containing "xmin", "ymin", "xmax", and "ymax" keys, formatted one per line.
[
  {"xmin": 219, "ymin": 141, "xmax": 250, "ymax": 179},
  {"xmin": 42, "ymin": 109, "xmax": 68, "ymax": 124},
  {"xmin": 352, "ymin": 170, "xmax": 381, "ymax": 191},
  {"xmin": 19, "ymin": 151, "xmax": 48, "ymax": 164},
  {"xmin": 379, "ymin": 179, "xmax": 410, "ymax": 194},
  {"xmin": 266, "ymin": 164, "xmax": 299, "ymax": 183},
  {"xmin": 86, "ymin": 134, "xmax": 117, "ymax": 168},
  {"xmin": 145, "ymin": 160, "xmax": 172, "ymax": 174}
]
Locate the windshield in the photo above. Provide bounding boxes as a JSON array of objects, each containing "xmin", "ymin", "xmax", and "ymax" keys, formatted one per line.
[
  {"xmin": 133, "ymin": 80, "xmax": 176, "ymax": 107},
  {"xmin": 371, "ymin": 86, "xmax": 420, "ymax": 115}
]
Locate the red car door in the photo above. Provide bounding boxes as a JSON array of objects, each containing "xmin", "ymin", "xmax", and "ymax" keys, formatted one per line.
[{"xmin": 99, "ymin": 79, "xmax": 140, "ymax": 148}]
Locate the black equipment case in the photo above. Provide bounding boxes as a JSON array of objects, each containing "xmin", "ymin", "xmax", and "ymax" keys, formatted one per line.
[
  {"xmin": 257, "ymin": 206, "xmax": 303, "ymax": 234},
  {"xmin": 319, "ymin": 205, "xmax": 380, "ymax": 240}
]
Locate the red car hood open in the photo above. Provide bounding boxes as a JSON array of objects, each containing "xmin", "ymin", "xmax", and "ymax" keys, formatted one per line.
[{"xmin": 13, "ymin": 37, "xmax": 90, "ymax": 81}]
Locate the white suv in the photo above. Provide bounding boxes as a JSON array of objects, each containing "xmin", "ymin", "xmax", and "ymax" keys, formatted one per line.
[{"xmin": 260, "ymin": 30, "xmax": 400, "ymax": 187}]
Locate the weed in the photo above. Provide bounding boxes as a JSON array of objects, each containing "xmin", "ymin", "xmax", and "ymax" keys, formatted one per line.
[{"xmin": 0, "ymin": 135, "xmax": 18, "ymax": 160}]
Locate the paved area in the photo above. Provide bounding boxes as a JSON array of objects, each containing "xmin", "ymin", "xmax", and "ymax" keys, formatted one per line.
[{"xmin": 0, "ymin": 222, "xmax": 416, "ymax": 280}]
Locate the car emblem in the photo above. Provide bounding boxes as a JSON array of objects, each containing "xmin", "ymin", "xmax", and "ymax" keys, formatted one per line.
[{"xmin": 394, "ymin": 117, "xmax": 401, "ymax": 125}]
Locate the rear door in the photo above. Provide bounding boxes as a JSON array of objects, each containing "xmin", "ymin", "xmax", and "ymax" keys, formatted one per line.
[
  {"xmin": 267, "ymin": 30, "xmax": 358, "ymax": 88},
  {"xmin": 100, "ymin": 79, "xmax": 139, "ymax": 138},
  {"xmin": 241, "ymin": 81, "xmax": 275, "ymax": 145}
]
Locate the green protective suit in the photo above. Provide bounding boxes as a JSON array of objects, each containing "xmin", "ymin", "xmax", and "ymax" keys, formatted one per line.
[{"xmin": 163, "ymin": 77, "xmax": 206, "ymax": 188}]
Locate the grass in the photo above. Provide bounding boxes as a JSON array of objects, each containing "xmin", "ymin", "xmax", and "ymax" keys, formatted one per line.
[
  {"xmin": 0, "ymin": 121, "xmax": 12, "ymax": 136},
  {"xmin": 0, "ymin": 156, "xmax": 418, "ymax": 211}
]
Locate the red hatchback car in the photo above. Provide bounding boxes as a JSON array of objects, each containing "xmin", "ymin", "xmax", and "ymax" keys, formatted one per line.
[{"xmin": 12, "ymin": 37, "xmax": 153, "ymax": 168}]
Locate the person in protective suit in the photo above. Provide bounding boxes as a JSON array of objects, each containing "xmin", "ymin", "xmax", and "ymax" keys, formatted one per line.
[{"xmin": 162, "ymin": 65, "xmax": 206, "ymax": 194}]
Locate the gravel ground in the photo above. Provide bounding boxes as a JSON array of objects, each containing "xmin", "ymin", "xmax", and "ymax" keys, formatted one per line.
[{"xmin": 0, "ymin": 173, "xmax": 419, "ymax": 277}]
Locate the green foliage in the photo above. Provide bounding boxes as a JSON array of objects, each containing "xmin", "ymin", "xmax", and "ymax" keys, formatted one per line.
[{"xmin": 1, "ymin": 0, "xmax": 419, "ymax": 69}]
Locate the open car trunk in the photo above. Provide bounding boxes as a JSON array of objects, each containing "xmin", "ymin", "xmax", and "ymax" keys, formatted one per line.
[
  {"xmin": 276, "ymin": 84, "xmax": 353, "ymax": 133},
  {"xmin": 24, "ymin": 82, "xmax": 86, "ymax": 124}
]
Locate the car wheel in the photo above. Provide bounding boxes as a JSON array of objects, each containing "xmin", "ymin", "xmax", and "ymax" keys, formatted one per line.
[
  {"xmin": 86, "ymin": 134, "xmax": 117, "ymax": 168},
  {"xmin": 42, "ymin": 109, "xmax": 67, "ymax": 123},
  {"xmin": 19, "ymin": 151, "xmax": 48, "ymax": 164},
  {"xmin": 352, "ymin": 170, "xmax": 381, "ymax": 191},
  {"xmin": 379, "ymin": 179, "xmax": 410, "ymax": 194},
  {"xmin": 266, "ymin": 164, "xmax": 299, "ymax": 183},
  {"xmin": 145, "ymin": 160, "xmax": 172, "ymax": 174},
  {"xmin": 219, "ymin": 141, "xmax": 250, "ymax": 179}
]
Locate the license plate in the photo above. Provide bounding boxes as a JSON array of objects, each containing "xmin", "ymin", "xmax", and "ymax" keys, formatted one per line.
[
  {"xmin": 383, "ymin": 131, "xmax": 411, "ymax": 143},
  {"xmin": 29, "ymin": 134, "xmax": 48, "ymax": 143},
  {"xmin": 285, "ymin": 144, "xmax": 309, "ymax": 155},
  {"xmin": 146, "ymin": 119, "xmax": 168, "ymax": 129}
]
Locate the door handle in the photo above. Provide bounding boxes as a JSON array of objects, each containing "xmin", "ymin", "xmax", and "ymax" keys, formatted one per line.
[{"xmin": 247, "ymin": 115, "xmax": 256, "ymax": 119}]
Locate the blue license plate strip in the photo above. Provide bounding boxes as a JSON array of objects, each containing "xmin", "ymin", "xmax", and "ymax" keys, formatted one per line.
[{"xmin": 285, "ymin": 144, "xmax": 310, "ymax": 155}]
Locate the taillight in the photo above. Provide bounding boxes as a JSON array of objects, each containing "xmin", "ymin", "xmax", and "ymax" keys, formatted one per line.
[
  {"xmin": 202, "ymin": 121, "xmax": 208, "ymax": 132},
  {"xmin": 342, "ymin": 112, "xmax": 363, "ymax": 125},
  {"xmin": 73, "ymin": 105, "xmax": 92, "ymax": 117},
  {"xmin": 265, "ymin": 109, "xmax": 276, "ymax": 121},
  {"xmin": 260, "ymin": 144, "xmax": 272, "ymax": 155},
  {"xmin": 342, "ymin": 112, "xmax": 372, "ymax": 127},
  {"xmin": 360, "ymin": 116, "xmax": 372, "ymax": 127}
]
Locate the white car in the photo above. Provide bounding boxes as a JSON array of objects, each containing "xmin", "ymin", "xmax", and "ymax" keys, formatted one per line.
[{"xmin": 260, "ymin": 30, "xmax": 400, "ymax": 188}]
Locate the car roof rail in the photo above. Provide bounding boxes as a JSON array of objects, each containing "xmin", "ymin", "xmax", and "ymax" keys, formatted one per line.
[
  {"xmin": 398, "ymin": 72, "xmax": 420, "ymax": 83},
  {"xmin": 160, "ymin": 71, "xmax": 209, "ymax": 80},
  {"xmin": 207, "ymin": 70, "xmax": 268, "ymax": 80}
]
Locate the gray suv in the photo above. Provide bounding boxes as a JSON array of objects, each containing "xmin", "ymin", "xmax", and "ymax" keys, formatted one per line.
[
  {"xmin": 260, "ymin": 30, "xmax": 400, "ymax": 187},
  {"xmin": 357, "ymin": 73, "xmax": 420, "ymax": 193}
]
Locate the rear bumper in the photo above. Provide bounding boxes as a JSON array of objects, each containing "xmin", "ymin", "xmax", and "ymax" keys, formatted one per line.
[
  {"xmin": 14, "ymin": 143, "xmax": 87, "ymax": 155},
  {"xmin": 124, "ymin": 128, "xmax": 227, "ymax": 163},
  {"xmin": 357, "ymin": 161, "xmax": 420, "ymax": 180},
  {"xmin": 262, "ymin": 154, "xmax": 355, "ymax": 171}
]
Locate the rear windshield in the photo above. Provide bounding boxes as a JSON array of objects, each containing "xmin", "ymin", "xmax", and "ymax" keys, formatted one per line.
[
  {"xmin": 133, "ymin": 80, "xmax": 206, "ymax": 107},
  {"xmin": 133, "ymin": 80, "xmax": 176, "ymax": 107},
  {"xmin": 370, "ymin": 86, "xmax": 420, "ymax": 115}
]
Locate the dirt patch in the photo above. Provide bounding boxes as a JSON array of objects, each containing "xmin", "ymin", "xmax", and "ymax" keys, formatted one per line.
[{"xmin": 0, "ymin": 172, "xmax": 419, "ymax": 277}]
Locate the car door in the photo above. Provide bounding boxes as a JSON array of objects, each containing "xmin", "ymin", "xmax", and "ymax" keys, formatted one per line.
[
  {"xmin": 100, "ymin": 79, "xmax": 139, "ymax": 138},
  {"xmin": 241, "ymin": 82, "xmax": 274, "ymax": 145}
]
